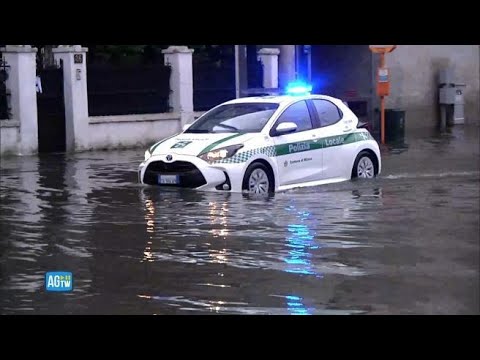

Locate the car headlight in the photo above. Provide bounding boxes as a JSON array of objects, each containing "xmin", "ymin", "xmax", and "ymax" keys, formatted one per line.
[
  {"xmin": 144, "ymin": 149, "xmax": 152, "ymax": 161},
  {"xmin": 199, "ymin": 144, "xmax": 244, "ymax": 164}
]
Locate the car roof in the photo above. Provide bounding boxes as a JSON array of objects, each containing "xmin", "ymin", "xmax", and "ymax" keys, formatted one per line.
[{"xmin": 223, "ymin": 94, "xmax": 340, "ymax": 106}]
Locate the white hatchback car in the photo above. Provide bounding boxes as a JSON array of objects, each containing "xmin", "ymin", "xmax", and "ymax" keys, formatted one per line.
[{"xmin": 139, "ymin": 93, "xmax": 381, "ymax": 194}]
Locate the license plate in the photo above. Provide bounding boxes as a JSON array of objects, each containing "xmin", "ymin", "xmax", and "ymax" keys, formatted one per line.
[{"xmin": 158, "ymin": 174, "xmax": 180, "ymax": 185}]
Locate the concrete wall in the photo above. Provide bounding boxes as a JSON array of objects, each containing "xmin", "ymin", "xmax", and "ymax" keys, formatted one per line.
[
  {"xmin": 86, "ymin": 111, "xmax": 206, "ymax": 150},
  {"xmin": 0, "ymin": 120, "xmax": 20, "ymax": 155},
  {"xmin": 88, "ymin": 113, "xmax": 181, "ymax": 150},
  {"xmin": 386, "ymin": 45, "xmax": 480, "ymax": 127}
]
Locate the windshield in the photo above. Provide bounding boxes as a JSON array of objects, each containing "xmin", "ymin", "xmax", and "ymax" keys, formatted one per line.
[{"xmin": 185, "ymin": 103, "xmax": 279, "ymax": 134}]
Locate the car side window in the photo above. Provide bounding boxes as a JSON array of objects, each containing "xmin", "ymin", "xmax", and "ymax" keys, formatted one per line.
[
  {"xmin": 275, "ymin": 101, "xmax": 313, "ymax": 133},
  {"xmin": 312, "ymin": 100, "xmax": 342, "ymax": 127}
]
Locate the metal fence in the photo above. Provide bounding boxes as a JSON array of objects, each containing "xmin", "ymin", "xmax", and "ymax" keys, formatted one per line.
[
  {"xmin": 247, "ymin": 59, "xmax": 264, "ymax": 89},
  {"xmin": 0, "ymin": 57, "xmax": 10, "ymax": 120},
  {"xmin": 87, "ymin": 63, "xmax": 172, "ymax": 116},
  {"xmin": 193, "ymin": 56, "xmax": 264, "ymax": 111},
  {"xmin": 193, "ymin": 60, "xmax": 237, "ymax": 112}
]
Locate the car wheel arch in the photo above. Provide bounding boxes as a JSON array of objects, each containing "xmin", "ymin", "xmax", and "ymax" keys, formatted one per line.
[
  {"xmin": 242, "ymin": 158, "xmax": 276, "ymax": 192},
  {"xmin": 351, "ymin": 149, "xmax": 380, "ymax": 178}
]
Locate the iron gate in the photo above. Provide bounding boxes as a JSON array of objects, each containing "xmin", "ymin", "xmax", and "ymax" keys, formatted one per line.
[
  {"xmin": 0, "ymin": 58, "xmax": 9, "ymax": 120},
  {"xmin": 36, "ymin": 64, "xmax": 66, "ymax": 153}
]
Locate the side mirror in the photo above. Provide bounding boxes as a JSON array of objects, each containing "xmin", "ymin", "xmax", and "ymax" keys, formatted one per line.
[
  {"xmin": 275, "ymin": 122, "xmax": 298, "ymax": 135},
  {"xmin": 182, "ymin": 123, "xmax": 192, "ymax": 132}
]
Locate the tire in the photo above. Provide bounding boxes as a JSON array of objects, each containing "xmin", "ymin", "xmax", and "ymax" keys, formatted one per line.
[
  {"xmin": 242, "ymin": 162, "xmax": 275, "ymax": 195},
  {"xmin": 351, "ymin": 151, "xmax": 377, "ymax": 179}
]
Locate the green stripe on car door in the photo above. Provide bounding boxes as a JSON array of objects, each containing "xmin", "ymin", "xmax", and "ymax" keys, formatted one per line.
[
  {"xmin": 274, "ymin": 132, "xmax": 367, "ymax": 156},
  {"xmin": 214, "ymin": 131, "xmax": 372, "ymax": 164}
]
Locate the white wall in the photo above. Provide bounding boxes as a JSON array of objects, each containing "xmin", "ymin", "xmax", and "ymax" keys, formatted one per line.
[
  {"xmin": 1, "ymin": 111, "xmax": 208, "ymax": 155},
  {"xmin": 386, "ymin": 45, "xmax": 480, "ymax": 127},
  {"xmin": 0, "ymin": 121, "xmax": 20, "ymax": 155},
  {"xmin": 88, "ymin": 113, "xmax": 181, "ymax": 150}
]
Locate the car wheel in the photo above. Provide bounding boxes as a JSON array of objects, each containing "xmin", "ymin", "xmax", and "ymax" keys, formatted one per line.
[
  {"xmin": 352, "ymin": 151, "xmax": 377, "ymax": 179},
  {"xmin": 243, "ymin": 162, "xmax": 274, "ymax": 195}
]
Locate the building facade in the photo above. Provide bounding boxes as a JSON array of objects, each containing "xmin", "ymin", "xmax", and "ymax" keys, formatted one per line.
[
  {"xmin": 247, "ymin": 45, "xmax": 480, "ymax": 129},
  {"xmin": 385, "ymin": 45, "xmax": 479, "ymax": 128}
]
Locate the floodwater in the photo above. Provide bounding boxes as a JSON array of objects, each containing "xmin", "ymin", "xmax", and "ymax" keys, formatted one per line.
[{"xmin": 1, "ymin": 125, "xmax": 479, "ymax": 315}]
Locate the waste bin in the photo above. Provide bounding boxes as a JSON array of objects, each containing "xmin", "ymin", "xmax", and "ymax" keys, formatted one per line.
[
  {"xmin": 453, "ymin": 84, "xmax": 466, "ymax": 124},
  {"xmin": 385, "ymin": 109, "xmax": 406, "ymax": 143}
]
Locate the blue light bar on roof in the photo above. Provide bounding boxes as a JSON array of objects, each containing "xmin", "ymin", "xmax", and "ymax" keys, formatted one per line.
[{"xmin": 285, "ymin": 81, "xmax": 313, "ymax": 96}]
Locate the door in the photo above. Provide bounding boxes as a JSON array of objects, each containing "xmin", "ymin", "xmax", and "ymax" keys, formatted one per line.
[
  {"xmin": 37, "ymin": 64, "xmax": 66, "ymax": 153},
  {"xmin": 271, "ymin": 100, "xmax": 323, "ymax": 186},
  {"xmin": 310, "ymin": 98, "xmax": 356, "ymax": 180}
]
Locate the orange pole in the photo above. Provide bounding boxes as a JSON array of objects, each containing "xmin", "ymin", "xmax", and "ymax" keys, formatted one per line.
[
  {"xmin": 379, "ymin": 53, "xmax": 385, "ymax": 70},
  {"xmin": 379, "ymin": 53, "xmax": 386, "ymax": 145},
  {"xmin": 381, "ymin": 96, "xmax": 385, "ymax": 144}
]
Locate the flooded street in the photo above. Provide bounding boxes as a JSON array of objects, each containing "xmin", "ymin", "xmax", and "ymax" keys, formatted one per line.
[{"xmin": 1, "ymin": 125, "xmax": 479, "ymax": 315}]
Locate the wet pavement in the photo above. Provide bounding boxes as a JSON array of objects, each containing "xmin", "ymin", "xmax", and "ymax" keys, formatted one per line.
[{"xmin": 0, "ymin": 125, "xmax": 479, "ymax": 315}]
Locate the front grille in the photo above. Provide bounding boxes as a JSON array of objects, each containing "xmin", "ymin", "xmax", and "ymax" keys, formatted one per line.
[
  {"xmin": 143, "ymin": 161, "xmax": 207, "ymax": 188},
  {"xmin": 147, "ymin": 161, "xmax": 197, "ymax": 174}
]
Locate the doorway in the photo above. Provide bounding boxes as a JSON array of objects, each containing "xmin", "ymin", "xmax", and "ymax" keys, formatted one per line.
[{"xmin": 37, "ymin": 63, "xmax": 66, "ymax": 153}]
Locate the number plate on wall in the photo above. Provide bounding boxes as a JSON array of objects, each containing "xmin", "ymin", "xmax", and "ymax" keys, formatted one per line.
[{"xmin": 74, "ymin": 54, "xmax": 83, "ymax": 64}]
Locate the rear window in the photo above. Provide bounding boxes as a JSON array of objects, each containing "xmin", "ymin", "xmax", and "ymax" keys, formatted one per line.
[{"xmin": 312, "ymin": 99, "xmax": 342, "ymax": 127}]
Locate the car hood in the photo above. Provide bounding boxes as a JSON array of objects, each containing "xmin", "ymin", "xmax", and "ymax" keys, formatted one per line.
[{"xmin": 149, "ymin": 132, "xmax": 256, "ymax": 157}]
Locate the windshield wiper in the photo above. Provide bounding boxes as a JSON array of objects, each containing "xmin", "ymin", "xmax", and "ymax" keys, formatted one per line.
[{"xmin": 185, "ymin": 129, "xmax": 209, "ymax": 133}]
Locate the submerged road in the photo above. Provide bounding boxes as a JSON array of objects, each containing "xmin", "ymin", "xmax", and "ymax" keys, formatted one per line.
[{"xmin": 0, "ymin": 125, "xmax": 479, "ymax": 314}]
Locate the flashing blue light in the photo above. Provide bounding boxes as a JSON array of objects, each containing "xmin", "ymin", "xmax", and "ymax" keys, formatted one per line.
[{"xmin": 286, "ymin": 81, "xmax": 313, "ymax": 96}]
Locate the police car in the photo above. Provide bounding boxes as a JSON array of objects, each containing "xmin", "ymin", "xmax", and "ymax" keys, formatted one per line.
[{"xmin": 139, "ymin": 84, "xmax": 381, "ymax": 194}]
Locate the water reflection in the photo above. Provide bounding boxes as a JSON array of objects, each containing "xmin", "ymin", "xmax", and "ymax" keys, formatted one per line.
[
  {"xmin": 0, "ymin": 154, "xmax": 96, "ymax": 308},
  {"xmin": 282, "ymin": 205, "xmax": 318, "ymax": 315},
  {"xmin": 386, "ymin": 141, "xmax": 409, "ymax": 155},
  {"xmin": 143, "ymin": 198, "xmax": 155, "ymax": 262},
  {"xmin": 208, "ymin": 200, "xmax": 230, "ymax": 265},
  {"xmin": 284, "ymin": 209, "xmax": 318, "ymax": 276},
  {"xmin": 285, "ymin": 295, "xmax": 309, "ymax": 316}
]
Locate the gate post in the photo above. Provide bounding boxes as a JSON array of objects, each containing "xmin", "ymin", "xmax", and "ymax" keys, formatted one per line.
[
  {"xmin": 52, "ymin": 45, "xmax": 89, "ymax": 152},
  {"xmin": 162, "ymin": 46, "xmax": 194, "ymax": 130},
  {"xmin": 278, "ymin": 45, "xmax": 296, "ymax": 88},
  {"xmin": 1, "ymin": 45, "xmax": 38, "ymax": 155},
  {"xmin": 257, "ymin": 48, "xmax": 281, "ymax": 89}
]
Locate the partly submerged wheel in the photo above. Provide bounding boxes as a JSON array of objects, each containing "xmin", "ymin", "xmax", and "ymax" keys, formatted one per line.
[
  {"xmin": 243, "ymin": 162, "xmax": 274, "ymax": 195},
  {"xmin": 352, "ymin": 151, "xmax": 377, "ymax": 179}
]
